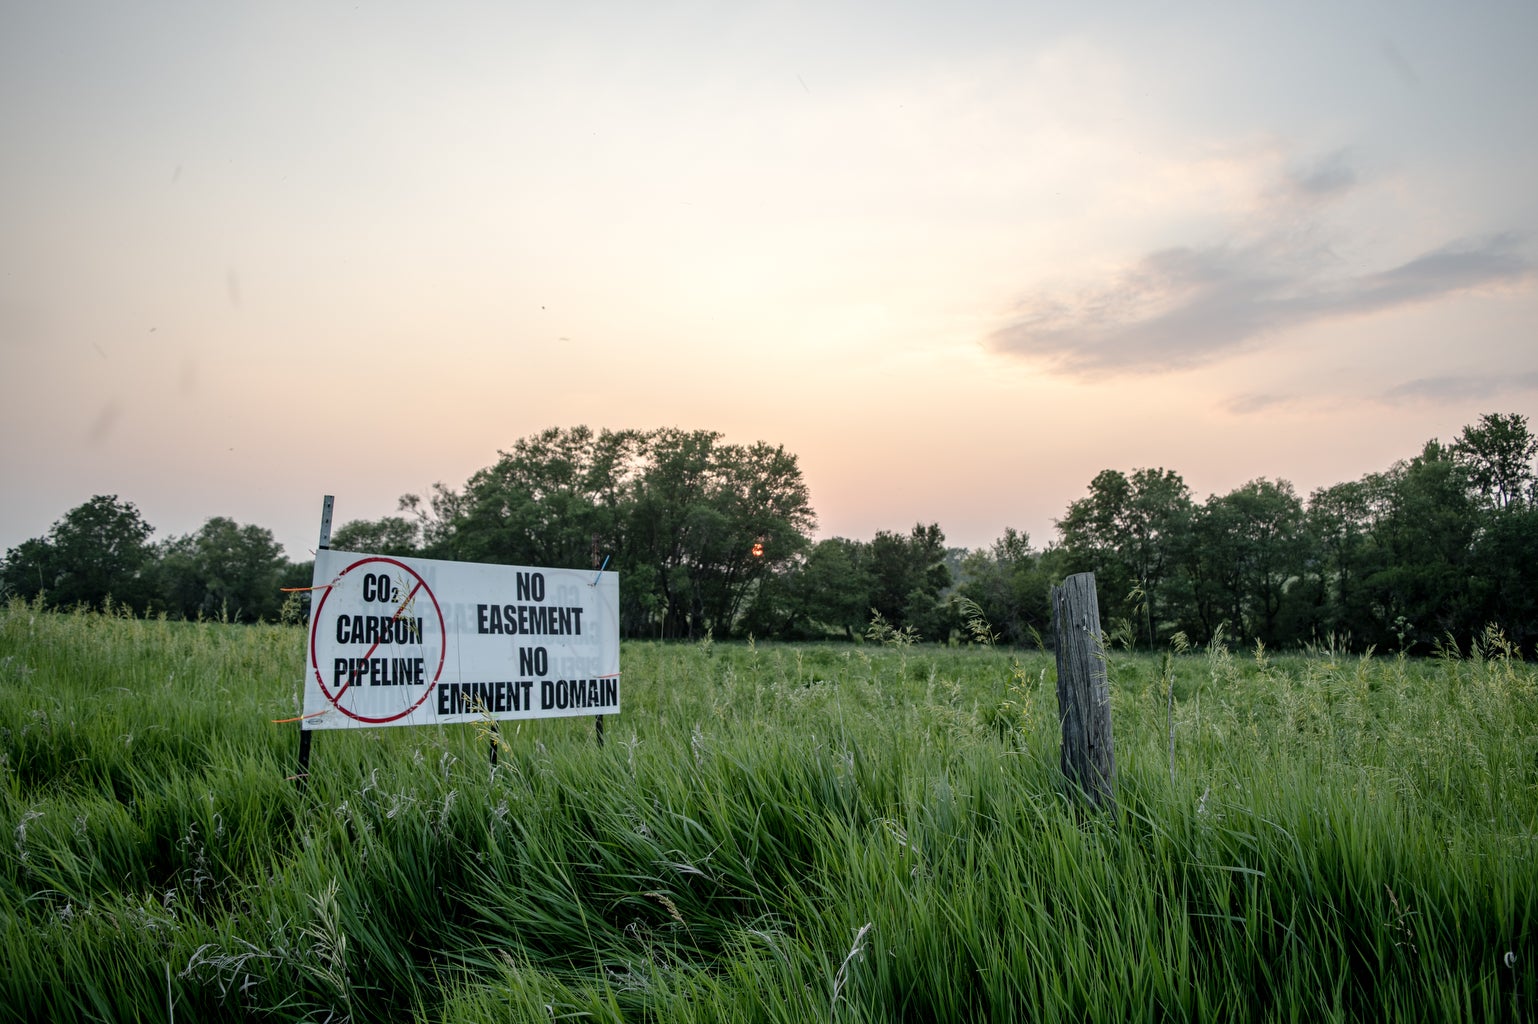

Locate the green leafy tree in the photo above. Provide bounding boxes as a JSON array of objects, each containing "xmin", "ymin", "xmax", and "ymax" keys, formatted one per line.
[
  {"xmin": 445, "ymin": 426, "xmax": 643, "ymax": 568},
  {"xmin": 1361, "ymin": 441, "xmax": 1478, "ymax": 650},
  {"xmin": 399, "ymin": 426, "xmax": 815, "ymax": 639},
  {"xmin": 772, "ymin": 537, "xmax": 876, "ymax": 640},
  {"xmin": 626, "ymin": 429, "xmax": 815, "ymax": 637},
  {"xmin": 868, "ymin": 523, "xmax": 951, "ymax": 640},
  {"xmin": 1467, "ymin": 504, "xmax": 1538, "ymax": 649},
  {"xmin": 156, "ymin": 517, "xmax": 288, "ymax": 622},
  {"xmin": 0, "ymin": 538, "xmax": 56, "ymax": 604},
  {"xmin": 624, "ymin": 428, "xmax": 718, "ymax": 637},
  {"xmin": 397, "ymin": 482, "xmax": 473, "ymax": 560},
  {"xmin": 1188, "ymin": 479, "xmax": 1308, "ymax": 646},
  {"xmin": 1453, "ymin": 413, "xmax": 1538, "ymax": 649},
  {"xmin": 955, "ymin": 528, "xmax": 1050, "ymax": 647},
  {"xmin": 0, "ymin": 495, "xmax": 156, "ymax": 611},
  {"xmin": 1056, "ymin": 469, "xmax": 1134, "ymax": 601},
  {"xmin": 1452, "ymin": 411, "xmax": 1538, "ymax": 511},
  {"xmin": 330, "ymin": 516, "xmax": 421, "ymax": 556},
  {"xmin": 1303, "ymin": 480, "xmax": 1376, "ymax": 642},
  {"xmin": 1057, "ymin": 468, "xmax": 1194, "ymax": 646}
]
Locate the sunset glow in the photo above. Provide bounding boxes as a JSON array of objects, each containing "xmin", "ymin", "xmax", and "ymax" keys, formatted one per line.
[{"xmin": 3, "ymin": 2, "xmax": 1535, "ymax": 558}]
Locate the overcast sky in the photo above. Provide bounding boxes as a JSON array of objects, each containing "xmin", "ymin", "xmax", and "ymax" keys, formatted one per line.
[{"xmin": 3, "ymin": 1, "xmax": 1535, "ymax": 561}]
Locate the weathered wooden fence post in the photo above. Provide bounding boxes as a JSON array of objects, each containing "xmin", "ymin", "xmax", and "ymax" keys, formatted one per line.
[{"xmin": 1051, "ymin": 572, "xmax": 1116, "ymax": 812}]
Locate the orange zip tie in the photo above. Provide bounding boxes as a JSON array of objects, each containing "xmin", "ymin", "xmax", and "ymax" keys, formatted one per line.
[{"xmin": 272, "ymin": 710, "xmax": 331, "ymax": 723}]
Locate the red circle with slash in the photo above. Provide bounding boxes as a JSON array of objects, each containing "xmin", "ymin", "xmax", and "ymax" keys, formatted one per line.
[{"xmin": 308, "ymin": 556, "xmax": 447, "ymax": 723}]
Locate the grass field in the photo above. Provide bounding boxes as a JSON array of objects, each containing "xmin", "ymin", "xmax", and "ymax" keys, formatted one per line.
[{"xmin": 2, "ymin": 599, "xmax": 1535, "ymax": 1022}]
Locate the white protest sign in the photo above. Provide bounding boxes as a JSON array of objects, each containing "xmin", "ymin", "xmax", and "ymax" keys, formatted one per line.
[{"xmin": 301, "ymin": 549, "xmax": 619, "ymax": 730}]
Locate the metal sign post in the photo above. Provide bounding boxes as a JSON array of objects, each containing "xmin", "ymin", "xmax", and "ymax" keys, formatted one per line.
[{"xmin": 294, "ymin": 494, "xmax": 334, "ymax": 792}]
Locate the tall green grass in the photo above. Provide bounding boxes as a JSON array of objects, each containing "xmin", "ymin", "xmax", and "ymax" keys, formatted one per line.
[{"xmin": 2, "ymin": 600, "xmax": 1534, "ymax": 1021}]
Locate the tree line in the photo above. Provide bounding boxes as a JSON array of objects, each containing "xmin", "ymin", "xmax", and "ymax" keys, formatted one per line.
[
  {"xmin": 4, "ymin": 415, "xmax": 1536, "ymax": 653},
  {"xmin": 1040, "ymin": 412, "xmax": 1538, "ymax": 654},
  {"xmin": 0, "ymin": 498, "xmax": 303, "ymax": 624}
]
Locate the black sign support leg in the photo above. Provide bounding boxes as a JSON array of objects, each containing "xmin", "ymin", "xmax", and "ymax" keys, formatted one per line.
[
  {"xmin": 591, "ymin": 534, "xmax": 606, "ymax": 748},
  {"xmin": 296, "ymin": 729, "xmax": 312, "ymax": 792}
]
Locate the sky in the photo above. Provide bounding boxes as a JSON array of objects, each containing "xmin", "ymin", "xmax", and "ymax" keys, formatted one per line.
[{"xmin": 3, "ymin": 1, "xmax": 1536, "ymax": 562}]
